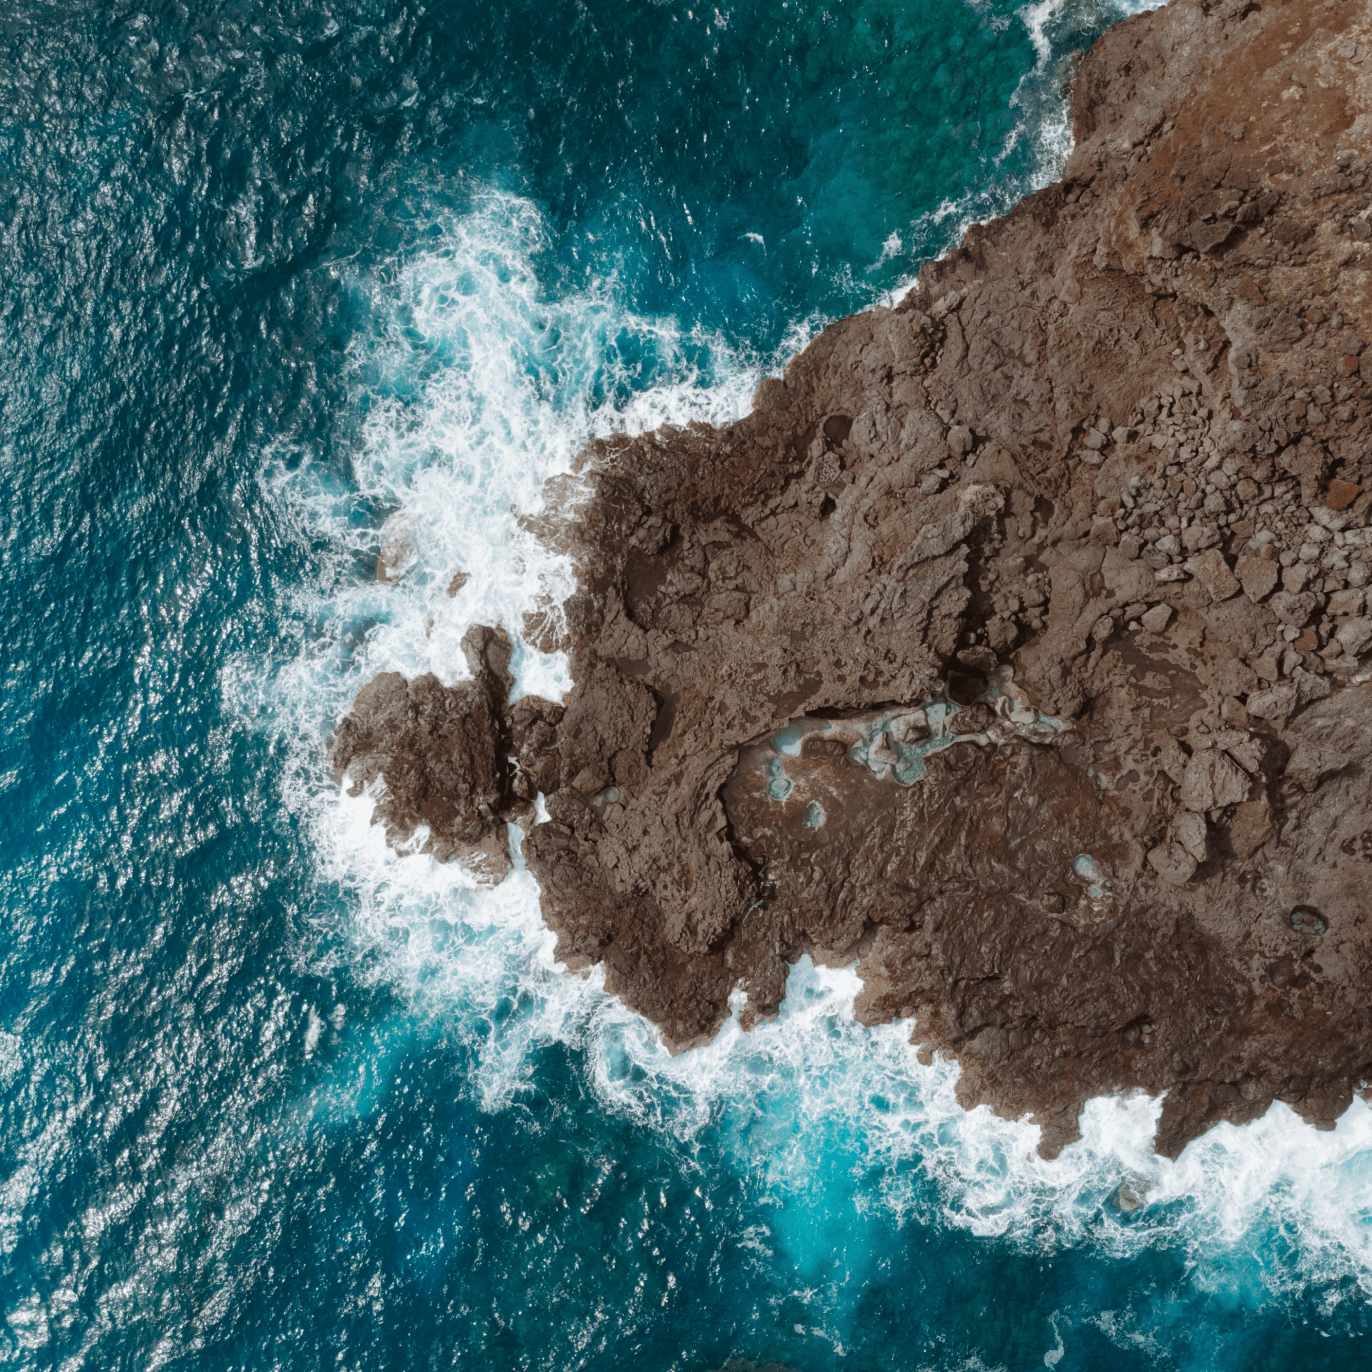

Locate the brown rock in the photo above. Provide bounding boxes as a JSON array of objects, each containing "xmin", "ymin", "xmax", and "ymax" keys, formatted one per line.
[
  {"xmin": 1235, "ymin": 553, "xmax": 1279, "ymax": 603},
  {"xmin": 1187, "ymin": 548, "xmax": 1240, "ymax": 603},
  {"xmin": 1271, "ymin": 591, "xmax": 1319, "ymax": 627},
  {"xmin": 330, "ymin": 625, "xmax": 517, "ymax": 879},
  {"xmin": 1327, "ymin": 479, "xmax": 1361, "ymax": 511},
  {"xmin": 1140, "ymin": 604, "xmax": 1173, "ymax": 634},
  {"xmin": 1179, "ymin": 750, "xmax": 1251, "ymax": 812},
  {"xmin": 1246, "ymin": 682, "xmax": 1297, "ymax": 724},
  {"xmin": 329, "ymin": 0, "xmax": 1372, "ymax": 1160}
]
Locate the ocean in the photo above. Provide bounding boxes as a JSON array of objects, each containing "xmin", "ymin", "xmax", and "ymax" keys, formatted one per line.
[{"xmin": 3, "ymin": 0, "xmax": 1372, "ymax": 1367}]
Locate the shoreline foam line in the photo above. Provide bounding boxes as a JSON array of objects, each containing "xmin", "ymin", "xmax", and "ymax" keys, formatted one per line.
[{"xmin": 243, "ymin": 0, "xmax": 1372, "ymax": 1308}]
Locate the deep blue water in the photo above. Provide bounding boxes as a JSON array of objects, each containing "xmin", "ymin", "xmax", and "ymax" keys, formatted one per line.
[{"xmin": 4, "ymin": 1, "xmax": 1372, "ymax": 1368}]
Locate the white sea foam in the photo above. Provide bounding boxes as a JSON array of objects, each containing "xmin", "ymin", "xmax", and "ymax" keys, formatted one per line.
[
  {"xmin": 246, "ymin": 32, "xmax": 1372, "ymax": 1308},
  {"xmin": 883, "ymin": 0, "xmax": 1166, "ymax": 308}
]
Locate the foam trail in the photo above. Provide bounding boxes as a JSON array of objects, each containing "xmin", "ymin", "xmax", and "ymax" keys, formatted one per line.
[
  {"xmin": 248, "ymin": 140, "xmax": 1372, "ymax": 1311},
  {"xmin": 882, "ymin": 0, "xmax": 1165, "ymax": 306},
  {"xmin": 250, "ymin": 187, "xmax": 780, "ymax": 741}
]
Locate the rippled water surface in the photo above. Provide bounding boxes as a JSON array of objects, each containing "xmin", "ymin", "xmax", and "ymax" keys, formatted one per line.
[{"xmin": 4, "ymin": 1, "xmax": 1372, "ymax": 1367}]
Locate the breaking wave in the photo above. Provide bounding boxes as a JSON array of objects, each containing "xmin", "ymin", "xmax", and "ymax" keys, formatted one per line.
[{"xmin": 243, "ymin": 0, "xmax": 1372, "ymax": 1316}]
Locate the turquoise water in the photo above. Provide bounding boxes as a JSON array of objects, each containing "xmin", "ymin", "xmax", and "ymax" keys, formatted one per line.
[{"xmin": 5, "ymin": 1, "xmax": 1372, "ymax": 1367}]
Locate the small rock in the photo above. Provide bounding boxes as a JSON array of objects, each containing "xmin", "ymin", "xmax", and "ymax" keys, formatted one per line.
[
  {"xmin": 1235, "ymin": 553, "xmax": 1279, "ymax": 602},
  {"xmin": 1140, "ymin": 604, "xmax": 1174, "ymax": 634},
  {"xmin": 1327, "ymin": 478, "xmax": 1361, "ymax": 511},
  {"xmin": 1270, "ymin": 591, "xmax": 1318, "ymax": 626},
  {"xmin": 1182, "ymin": 523, "xmax": 1221, "ymax": 553},
  {"xmin": 1180, "ymin": 749, "xmax": 1251, "ymax": 812},
  {"xmin": 446, "ymin": 570, "xmax": 470, "ymax": 597},
  {"xmin": 1171, "ymin": 811, "xmax": 1208, "ymax": 864},
  {"xmin": 1246, "ymin": 681, "xmax": 1297, "ymax": 723},
  {"xmin": 958, "ymin": 482, "xmax": 1006, "ymax": 517},
  {"xmin": 1228, "ymin": 796, "xmax": 1273, "ymax": 859},
  {"xmin": 1292, "ymin": 666, "xmax": 1332, "ymax": 704},
  {"xmin": 1187, "ymin": 548, "xmax": 1240, "ymax": 602},
  {"xmin": 947, "ymin": 425, "xmax": 974, "ymax": 459},
  {"xmin": 1283, "ymin": 563, "xmax": 1313, "ymax": 593},
  {"xmin": 1148, "ymin": 841, "xmax": 1197, "ymax": 886},
  {"xmin": 1336, "ymin": 618, "xmax": 1372, "ymax": 657},
  {"xmin": 1328, "ymin": 588, "xmax": 1365, "ymax": 618},
  {"xmin": 376, "ymin": 515, "xmax": 417, "ymax": 583}
]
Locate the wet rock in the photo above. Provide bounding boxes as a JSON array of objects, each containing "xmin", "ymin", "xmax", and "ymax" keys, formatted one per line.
[
  {"xmin": 330, "ymin": 625, "xmax": 517, "ymax": 880},
  {"xmin": 376, "ymin": 514, "xmax": 418, "ymax": 583}
]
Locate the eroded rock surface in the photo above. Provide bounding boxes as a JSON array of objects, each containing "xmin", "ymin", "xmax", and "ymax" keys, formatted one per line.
[
  {"xmin": 333, "ymin": 0, "xmax": 1372, "ymax": 1156},
  {"xmin": 331, "ymin": 625, "xmax": 519, "ymax": 880}
]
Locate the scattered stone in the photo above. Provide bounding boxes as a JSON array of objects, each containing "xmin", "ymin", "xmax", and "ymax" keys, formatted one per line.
[
  {"xmin": 1172, "ymin": 811, "xmax": 1208, "ymax": 864},
  {"xmin": 1284, "ymin": 563, "xmax": 1314, "ymax": 593},
  {"xmin": 1187, "ymin": 548, "xmax": 1240, "ymax": 602},
  {"xmin": 1270, "ymin": 591, "xmax": 1318, "ymax": 626},
  {"xmin": 1179, "ymin": 749, "xmax": 1251, "ymax": 812},
  {"xmin": 1148, "ymin": 841, "xmax": 1197, "ymax": 886},
  {"xmin": 1246, "ymin": 681, "xmax": 1297, "ymax": 723},
  {"xmin": 1336, "ymin": 619, "xmax": 1372, "ymax": 657},
  {"xmin": 1181, "ymin": 523, "xmax": 1221, "ymax": 553},
  {"xmin": 1327, "ymin": 479, "xmax": 1361, "ymax": 511},
  {"xmin": 1328, "ymin": 588, "xmax": 1365, "ymax": 618},
  {"xmin": 947, "ymin": 425, "xmax": 974, "ymax": 459},
  {"xmin": 1140, "ymin": 604, "xmax": 1174, "ymax": 634},
  {"xmin": 1235, "ymin": 553, "xmax": 1279, "ymax": 602}
]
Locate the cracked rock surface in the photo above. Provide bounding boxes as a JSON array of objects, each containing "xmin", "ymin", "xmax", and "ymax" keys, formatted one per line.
[{"xmin": 333, "ymin": 0, "xmax": 1372, "ymax": 1157}]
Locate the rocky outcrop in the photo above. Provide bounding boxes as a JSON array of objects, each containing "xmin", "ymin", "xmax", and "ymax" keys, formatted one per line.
[
  {"xmin": 333, "ymin": 0, "xmax": 1372, "ymax": 1157},
  {"xmin": 331, "ymin": 625, "xmax": 521, "ymax": 879}
]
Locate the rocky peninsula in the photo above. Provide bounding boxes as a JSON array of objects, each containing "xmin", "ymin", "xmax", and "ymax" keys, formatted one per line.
[{"xmin": 333, "ymin": 0, "xmax": 1372, "ymax": 1157}]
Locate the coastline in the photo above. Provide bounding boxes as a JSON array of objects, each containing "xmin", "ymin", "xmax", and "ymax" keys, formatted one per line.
[{"xmin": 333, "ymin": 0, "xmax": 1372, "ymax": 1159}]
